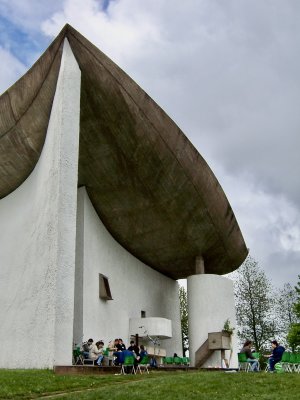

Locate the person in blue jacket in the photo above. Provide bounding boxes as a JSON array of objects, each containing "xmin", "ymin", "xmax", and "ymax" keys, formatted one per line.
[
  {"xmin": 137, "ymin": 345, "xmax": 148, "ymax": 363},
  {"xmin": 266, "ymin": 340, "xmax": 285, "ymax": 372}
]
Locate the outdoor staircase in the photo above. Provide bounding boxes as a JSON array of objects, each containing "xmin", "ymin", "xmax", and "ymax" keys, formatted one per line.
[
  {"xmin": 195, "ymin": 339, "xmax": 214, "ymax": 368},
  {"xmin": 195, "ymin": 331, "xmax": 232, "ymax": 368}
]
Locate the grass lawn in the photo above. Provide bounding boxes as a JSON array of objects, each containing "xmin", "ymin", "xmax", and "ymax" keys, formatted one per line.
[{"xmin": 0, "ymin": 369, "xmax": 299, "ymax": 400}]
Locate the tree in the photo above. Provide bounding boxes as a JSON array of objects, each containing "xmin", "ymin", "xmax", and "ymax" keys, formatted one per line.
[
  {"xmin": 287, "ymin": 275, "xmax": 300, "ymax": 350},
  {"xmin": 275, "ymin": 283, "xmax": 298, "ymax": 346},
  {"xmin": 179, "ymin": 285, "xmax": 189, "ymax": 356},
  {"xmin": 294, "ymin": 275, "xmax": 300, "ymax": 317},
  {"xmin": 287, "ymin": 324, "xmax": 300, "ymax": 350},
  {"xmin": 233, "ymin": 256, "xmax": 277, "ymax": 352}
]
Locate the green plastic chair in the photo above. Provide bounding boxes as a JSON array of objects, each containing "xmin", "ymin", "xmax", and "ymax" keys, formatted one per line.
[
  {"xmin": 281, "ymin": 351, "xmax": 290, "ymax": 362},
  {"xmin": 136, "ymin": 356, "xmax": 150, "ymax": 374},
  {"xmin": 289, "ymin": 353, "xmax": 298, "ymax": 372},
  {"xmin": 121, "ymin": 355, "xmax": 136, "ymax": 375},
  {"xmin": 73, "ymin": 347, "xmax": 84, "ymax": 365},
  {"xmin": 281, "ymin": 352, "xmax": 291, "ymax": 372},
  {"xmin": 275, "ymin": 362, "xmax": 284, "ymax": 373},
  {"xmin": 163, "ymin": 357, "xmax": 174, "ymax": 365},
  {"xmin": 103, "ymin": 348, "xmax": 109, "ymax": 356},
  {"xmin": 238, "ymin": 353, "xmax": 251, "ymax": 372},
  {"xmin": 295, "ymin": 353, "xmax": 300, "ymax": 373},
  {"xmin": 182, "ymin": 357, "xmax": 190, "ymax": 365},
  {"xmin": 174, "ymin": 357, "xmax": 183, "ymax": 365},
  {"xmin": 269, "ymin": 352, "xmax": 291, "ymax": 373}
]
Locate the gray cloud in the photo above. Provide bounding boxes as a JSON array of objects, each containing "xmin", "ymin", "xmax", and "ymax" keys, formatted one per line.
[{"xmin": 0, "ymin": 0, "xmax": 299, "ymax": 286}]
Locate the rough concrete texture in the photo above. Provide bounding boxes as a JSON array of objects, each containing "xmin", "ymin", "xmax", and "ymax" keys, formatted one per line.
[
  {"xmin": 0, "ymin": 24, "xmax": 248, "ymax": 279},
  {"xmin": 0, "ymin": 39, "xmax": 80, "ymax": 368}
]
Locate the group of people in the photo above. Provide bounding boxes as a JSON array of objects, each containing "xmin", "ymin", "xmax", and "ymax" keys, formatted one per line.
[
  {"xmin": 82, "ymin": 338, "xmax": 105, "ymax": 366},
  {"xmin": 108, "ymin": 338, "xmax": 148, "ymax": 366},
  {"xmin": 240, "ymin": 339, "xmax": 285, "ymax": 372},
  {"xmin": 81, "ymin": 338, "xmax": 148, "ymax": 367},
  {"xmin": 83, "ymin": 336, "xmax": 285, "ymax": 371}
]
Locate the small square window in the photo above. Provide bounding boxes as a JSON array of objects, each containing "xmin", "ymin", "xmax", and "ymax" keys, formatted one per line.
[{"xmin": 99, "ymin": 274, "xmax": 113, "ymax": 300}]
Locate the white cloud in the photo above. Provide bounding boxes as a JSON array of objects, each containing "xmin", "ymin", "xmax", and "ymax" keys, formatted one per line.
[
  {"xmin": 0, "ymin": 0, "xmax": 62, "ymax": 31},
  {"xmin": 0, "ymin": 46, "xmax": 26, "ymax": 94},
  {"xmin": 41, "ymin": 0, "xmax": 162, "ymax": 66}
]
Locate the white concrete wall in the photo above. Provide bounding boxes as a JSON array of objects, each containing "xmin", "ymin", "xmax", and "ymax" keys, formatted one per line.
[
  {"xmin": 0, "ymin": 39, "xmax": 80, "ymax": 368},
  {"xmin": 74, "ymin": 188, "xmax": 182, "ymax": 357},
  {"xmin": 129, "ymin": 317, "xmax": 172, "ymax": 339},
  {"xmin": 187, "ymin": 274, "xmax": 238, "ymax": 368}
]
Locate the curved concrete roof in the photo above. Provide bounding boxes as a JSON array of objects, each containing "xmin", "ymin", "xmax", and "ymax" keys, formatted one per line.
[{"xmin": 0, "ymin": 25, "xmax": 248, "ymax": 279}]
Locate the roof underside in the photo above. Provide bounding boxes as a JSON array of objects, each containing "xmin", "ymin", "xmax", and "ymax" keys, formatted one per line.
[{"xmin": 0, "ymin": 25, "xmax": 248, "ymax": 279}]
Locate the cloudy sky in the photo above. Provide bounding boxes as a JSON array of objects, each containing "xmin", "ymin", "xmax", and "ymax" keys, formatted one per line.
[{"xmin": 0, "ymin": 0, "xmax": 299, "ymax": 288}]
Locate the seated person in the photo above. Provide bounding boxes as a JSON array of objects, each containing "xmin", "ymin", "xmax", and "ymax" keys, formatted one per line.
[
  {"xmin": 128, "ymin": 340, "xmax": 140, "ymax": 356},
  {"xmin": 109, "ymin": 338, "xmax": 119, "ymax": 352},
  {"xmin": 137, "ymin": 345, "xmax": 148, "ymax": 363},
  {"xmin": 120, "ymin": 348, "xmax": 135, "ymax": 373},
  {"xmin": 108, "ymin": 339, "xmax": 115, "ymax": 349},
  {"xmin": 240, "ymin": 340, "xmax": 259, "ymax": 371},
  {"xmin": 112, "ymin": 339, "xmax": 122, "ymax": 365},
  {"xmin": 113, "ymin": 348, "xmax": 134, "ymax": 366},
  {"xmin": 82, "ymin": 338, "xmax": 93, "ymax": 359},
  {"xmin": 118, "ymin": 338, "xmax": 126, "ymax": 351},
  {"xmin": 89, "ymin": 340, "xmax": 104, "ymax": 366},
  {"xmin": 105, "ymin": 339, "xmax": 115, "ymax": 357},
  {"xmin": 266, "ymin": 340, "xmax": 285, "ymax": 372}
]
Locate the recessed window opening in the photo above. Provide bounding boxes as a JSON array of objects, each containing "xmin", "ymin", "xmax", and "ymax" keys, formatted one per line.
[
  {"xmin": 141, "ymin": 310, "xmax": 146, "ymax": 318},
  {"xmin": 99, "ymin": 274, "xmax": 113, "ymax": 300}
]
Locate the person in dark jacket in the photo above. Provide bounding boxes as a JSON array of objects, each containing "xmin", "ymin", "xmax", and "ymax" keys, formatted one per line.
[
  {"xmin": 266, "ymin": 340, "xmax": 285, "ymax": 372},
  {"xmin": 128, "ymin": 340, "xmax": 140, "ymax": 356},
  {"xmin": 118, "ymin": 338, "xmax": 126, "ymax": 351}
]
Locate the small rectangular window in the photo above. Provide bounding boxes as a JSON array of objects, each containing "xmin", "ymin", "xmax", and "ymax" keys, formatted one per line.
[
  {"xmin": 141, "ymin": 310, "xmax": 146, "ymax": 318},
  {"xmin": 99, "ymin": 274, "xmax": 113, "ymax": 300}
]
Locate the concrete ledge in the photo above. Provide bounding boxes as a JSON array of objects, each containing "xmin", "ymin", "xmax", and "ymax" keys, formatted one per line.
[{"xmin": 54, "ymin": 365, "xmax": 122, "ymax": 375}]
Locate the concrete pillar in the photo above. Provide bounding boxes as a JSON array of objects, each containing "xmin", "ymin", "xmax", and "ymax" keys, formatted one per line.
[
  {"xmin": 195, "ymin": 256, "xmax": 205, "ymax": 274},
  {"xmin": 51, "ymin": 39, "xmax": 81, "ymax": 366},
  {"xmin": 187, "ymin": 274, "xmax": 238, "ymax": 368}
]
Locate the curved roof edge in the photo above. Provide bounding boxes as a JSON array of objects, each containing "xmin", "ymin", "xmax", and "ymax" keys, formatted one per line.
[{"xmin": 0, "ymin": 25, "xmax": 248, "ymax": 278}]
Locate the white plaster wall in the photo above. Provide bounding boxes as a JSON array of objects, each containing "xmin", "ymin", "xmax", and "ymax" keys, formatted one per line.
[
  {"xmin": 187, "ymin": 274, "xmax": 238, "ymax": 368},
  {"xmin": 0, "ymin": 39, "xmax": 80, "ymax": 368},
  {"xmin": 74, "ymin": 188, "xmax": 182, "ymax": 357}
]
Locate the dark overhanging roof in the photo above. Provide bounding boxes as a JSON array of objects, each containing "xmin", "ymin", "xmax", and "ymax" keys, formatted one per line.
[{"xmin": 0, "ymin": 24, "xmax": 248, "ymax": 279}]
